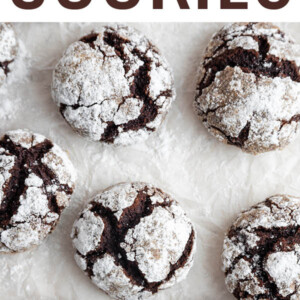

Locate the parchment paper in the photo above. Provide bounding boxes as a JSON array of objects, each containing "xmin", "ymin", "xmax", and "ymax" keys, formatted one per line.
[{"xmin": 0, "ymin": 22, "xmax": 300, "ymax": 300}]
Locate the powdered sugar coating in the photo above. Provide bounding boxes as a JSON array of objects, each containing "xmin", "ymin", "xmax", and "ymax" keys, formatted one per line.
[
  {"xmin": 265, "ymin": 249, "xmax": 300, "ymax": 297},
  {"xmin": 52, "ymin": 25, "xmax": 175, "ymax": 146},
  {"xmin": 0, "ymin": 129, "xmax": 76, "ymax": 253},
  {"xmin": 71, "ymin": 182, "xmax": 196, "ymax": 300},
  {"xmin": 222, "ymin": 195, "xmax": 300, "ymax": 299},
  {"xmin": 91, "ymin": 254, "xmax": 152, "ymax": 300},
  {"xmin": 72, "ymin": 209, "xmax": 104, "ymax": 256},
  {"xmin": 42, "ymin": 144, "xmax": 77, "ymax": 186},
  {"xmin": 93, "ymin": 182, "xmax": 139, "ymax": 220},
  {"xmin": 194, "ymin": 22, "xmax": 300, "ymax": 154},
  {"xmin": 0, "ymin": 23, "xmax": 18, "ymax": 86},
  {"xmin": 7, "ymin": 129, "xmax": 46, "ymax": 149},
  {"xmin": 121, "ymin": 205, "xmax": 192, "ymax": 283},
  {"xmin": 0, "ymin": 150, "xmax": 14, "ymax": 205}
]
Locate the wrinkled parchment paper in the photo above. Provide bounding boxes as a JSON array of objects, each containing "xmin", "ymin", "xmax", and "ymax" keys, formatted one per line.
[{"xmin": 0, "ymin": 23, "xmax": 300, "ymax": 300}]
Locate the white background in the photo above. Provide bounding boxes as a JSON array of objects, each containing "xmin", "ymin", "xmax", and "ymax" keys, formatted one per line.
[
  {"xmin": 0, "ymin": 0, "xmax": 299, "ymax": 22},
  {"xmin": 0, "ymin": 22, "xmax": 300, "ymax": 300}
]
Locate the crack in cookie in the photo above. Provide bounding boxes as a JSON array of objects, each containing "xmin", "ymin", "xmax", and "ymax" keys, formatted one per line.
[
  {"xmin": 223, "ymin": 195, "xmax": 300, "ymax": 299},
  {"xmin": 0, "ymin": 137, "xmax": 53, "ymax": 225},
  {"xmin": 0, "ymin": 130, "xmax": 76, "ymax": 253},
  {"xmin": 194, "ymin": 22, "xmax": 300, "ymax": 154},
  {"xmin": 197, "ymin": 37, "xmax": 300, "ymax": 98},
  {"xmin": 0, "ymin": 59, "xmax": 14, "ymax": 76},
  {"xmin": 71, "ymin": 182, "xmax": 196, "ymax": 300},
  {"xmin": 52, "ymin": 25, "xmax": 175, "ymax": 146},
  {"xmin": 210, "ymin": 121, "xmax": 251, "ymax": 148}
]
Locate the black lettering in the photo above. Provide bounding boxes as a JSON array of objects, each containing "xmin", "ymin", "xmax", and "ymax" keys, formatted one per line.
[
  {"xmin": 107, "ymin": 0, "xmax": 139, "ymax": 9},
  {"xmin": 258, "ymin": 0, "xmax": 289, "ymax": 9},
  {"xmin": 198, "ymin": 0, "xmax": 208, "ymax": 9},
  {"xmin": 58, "ymin": 0, "xmax": 91, "ymax": 9},
  {"xmin": 12, "ymin": 0, "xmax": 43, "ymax": 9},
  {"xmin": 153, "ymin": 0, "xmax": 190, "ymax": 9},
  {"xmin": 221, "ymin": 0, "xmax": 247, "ymax": 9}
]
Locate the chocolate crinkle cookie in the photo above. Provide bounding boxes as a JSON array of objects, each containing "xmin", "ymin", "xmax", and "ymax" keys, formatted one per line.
[
  {"xmin": 222, "ymin": 195, "xmax": 300, "ymax": 299},
  {"xmin": 0, "ymin": 23, "xmax": 18, "ymax": 86},
  {"xmin": 194, "ymin": 22, "xmax": 300, "ymax": 154},
  {"xmin": 0, "ymin": 129, "xmax": 76, "ymax": 253},
  {"xmin": 71, "ymin": 182, "xmax": 196, "ymax": 300},
  {"xmin": 52, "ymin": 25, "xmax": 175, "ymax": 146}
]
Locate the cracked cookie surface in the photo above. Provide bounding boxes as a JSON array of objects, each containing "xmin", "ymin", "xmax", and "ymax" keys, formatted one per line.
[
  {"xmin": 71, "ymin": 182, "xmax": 196, "ymax": 300},
  {"xmin": 194, "ymin": 22, "xmax": 300, "ymax": 154},
  {"xmin": 0, "ymin": 23, "xmax": 18, "ymax": 86},
  {"xmin": 222, "ymin": 195, "xmax": 300, "ymax": 299},
  {"xmin": 0, "ymin": 129, "xmax": 76, "ymax": 253},
  {"xmin": 52, "ymin": 25, "xmax": 175, "ymax": 146}
]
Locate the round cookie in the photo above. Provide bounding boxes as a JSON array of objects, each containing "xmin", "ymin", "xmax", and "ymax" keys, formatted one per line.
[
  {"xmin": 194, "ymin": 22, "xmax": 300, "ymax": 154},
  {"xmin": 0, "ymin": 23, "xmax": 18, "ymax": 86},
  {"xmin": 71, "ymin": 182, "xmax": 196, "ymax": 300},
  {"xmin": 0, "ymin": 129, "xmax": 76, "ymax": 253},
  {"xmin": 222, "ymin": 195, "xmax": 300, "ymax": 299},
  {"xmin": 52, "ymin": 25, "xmax": 175, "ymax": 146}
]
